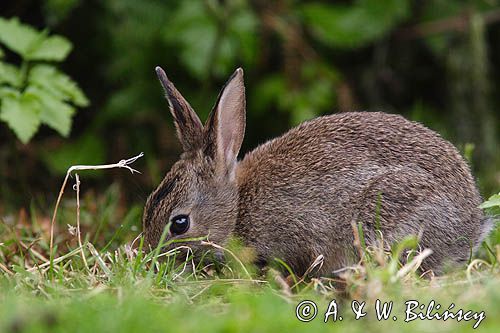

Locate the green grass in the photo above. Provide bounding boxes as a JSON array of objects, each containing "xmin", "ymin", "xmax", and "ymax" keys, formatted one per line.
[{"xmin": 1, "ymin": 186, "xmax": 499, "ymax": 333}]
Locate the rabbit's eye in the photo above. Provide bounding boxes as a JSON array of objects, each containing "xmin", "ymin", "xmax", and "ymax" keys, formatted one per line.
[{"xmin": 170, "ymin": 214, "xmax": 190, "ymax": 235}]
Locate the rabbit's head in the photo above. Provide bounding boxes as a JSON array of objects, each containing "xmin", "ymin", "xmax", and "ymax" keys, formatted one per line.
[{"xmin": 143, "ymin": 67, "xmax": 246, "ymax": 259}]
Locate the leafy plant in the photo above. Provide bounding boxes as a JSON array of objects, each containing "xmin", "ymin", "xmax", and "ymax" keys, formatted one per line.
[
  {"xmin": 301, "ymin": 0, "xmax": 410, "ymax": 48},
  {"xmin": 480, "ymin": 192, "xmax": 500, "ymax": 217},
  {"xmin": 0, "ymin": 17, "xmax": 88, "ymax": 143},
  {"xmin": 162, "ymin": 0, "xmax": 258, "ymax": 79}
]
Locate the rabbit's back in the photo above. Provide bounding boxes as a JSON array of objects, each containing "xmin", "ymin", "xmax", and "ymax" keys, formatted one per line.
[{"xmin": 235, "ymin": 112, "xmax": 485, "ymax": 275}]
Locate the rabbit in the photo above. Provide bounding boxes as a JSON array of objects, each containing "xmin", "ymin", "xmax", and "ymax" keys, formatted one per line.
[{"xmin": 143, "ymin": 66, "xmax": 491, "ymax": 276}]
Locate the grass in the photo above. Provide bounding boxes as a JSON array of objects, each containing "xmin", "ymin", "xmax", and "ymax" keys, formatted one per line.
[{"xmin": 0, "ymin": 184, "xmax": 499, "ymax": 333}]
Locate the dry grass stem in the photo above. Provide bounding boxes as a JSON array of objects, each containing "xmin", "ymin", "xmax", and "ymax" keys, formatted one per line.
[
  {"xmin": 201, "ymin": 240, "xmax": 253, "ymax": 279},
  {"xmin": 393, "ymin": 248, "xmax": 433, "ymax": 282},
  {"xmin": 269, "ymin": 268, "xmax": 293, "ymax": 297},
  {"xmin": 0, "ymin": 261, "xmax": 13, "ymax": 275},
  {"xmin": 351, "ymin": 221, "xmax": 364, "ymax": 259},
  {"xmin": 49, "ymin": 152, "xmax": 144, "ymax": 270},
  {"xmin": 74, "ymin": 173, "xmax": 89, "ymax": 270}
]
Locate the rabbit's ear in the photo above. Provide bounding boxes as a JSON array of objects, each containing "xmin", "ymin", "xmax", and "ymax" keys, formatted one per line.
[
  {"xmin": 204, "ymin": 68, "xmax": 246, "ymax": 173},
  {"xmin": 155, "ymin": 66, "xmax": 203, "ymax": 151}
]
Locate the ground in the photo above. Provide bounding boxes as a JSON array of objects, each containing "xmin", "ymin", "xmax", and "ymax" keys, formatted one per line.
[{"xmin": 0, "ymin": 185, "xmax": 499, "ymax": 333}]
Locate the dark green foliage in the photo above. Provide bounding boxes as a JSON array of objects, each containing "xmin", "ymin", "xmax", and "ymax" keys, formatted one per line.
[
  {"xmin": 301, "ymin": 0, "xmax": 410, "ymax": 48},
  {"xmin": 0, "ymin": 0, "xmax": 499, "ymax": 217}
]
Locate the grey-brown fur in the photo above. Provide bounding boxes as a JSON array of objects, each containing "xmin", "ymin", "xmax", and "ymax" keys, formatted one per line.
[{"xmin": 144, "ymin": 67, "xmax": 490, "ymax": 276}]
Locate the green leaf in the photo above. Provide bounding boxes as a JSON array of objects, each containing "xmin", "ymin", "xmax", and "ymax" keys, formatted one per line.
[
  {"xmin": 162, "ymin": 1, "xmax": 217, "ymax": 77},
  {"xmin": 29, "ymin": 65, "xmax": 89, "ymax": 107},
  {"xmin": 0, "ymin": 17, "xmax": 42, "ymax": 58},
  {"xmin": 26, "ymin": 85, "xmax": 75, "ymax": 137},
  {"xmin": 162, "ymin": 1, "xmax": 257, "ymax": 78},
  {"xmin": 301, "ymin": 0, "xmax": 410, "ymax": 48},
  {"xmin": 0, "ymin": 61, "xmax": 21, "ymax": 87},
  {"xmin": 0, "ymin": 17, "xmax": 71, "ymax": 61},
  {"xmin": 480, "ymin": 193, "xmax": 500, "ymax": 218},
  {"xmin": 0, "ymin": 47, "xmax": 4, "ymax": 58},
  {"xmin": 26, "ymin": 35, "xmax": 72, "ymax": 61},
  {"xmin": 0, "ymin": 86, "xmax": 19, "ymax": 99},
  {"xmin": 480, "ymin": 193, "xmax": 500, "ymax": 210},
  {"xmin": 0, "ymin": 91, "xmax": 41, "ymax": 143}
]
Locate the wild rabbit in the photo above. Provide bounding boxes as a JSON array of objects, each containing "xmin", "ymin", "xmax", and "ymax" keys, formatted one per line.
[{"xmin": 143, "ymin": 66, "xmax": 491, "ymax": 276}]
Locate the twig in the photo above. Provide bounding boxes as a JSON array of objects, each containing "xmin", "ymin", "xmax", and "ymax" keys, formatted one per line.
[
  {"xmin": 87, "ymin": 243, "xmax": 112, "ymax": 278},
  {"xmin": 303, "ymin": 254, "xmax": 325, "ymax": 278},
  {"xmin": 393, "ymin": 248, "xmax": 433, "ymax": 282},
  {"xmin": 0, "ymin": 262, "xmax": 13, "ymax": 275},
  {"xmin": 67, "ymin": 152, "xmax": 144, "ymax": 175},
  {"xmin": 19, "ymin": 240, "xmax": 47, "ymax": 262},
  {"xmin": 74, "ymin": 173, "xmax": 89, "ymax": 270},
  {"xmin": 172, "ymin": 247, "xmax": 193, "ymax": 280},
  {"xmin": 291, "ymin": 254, "xmax": 325, "ymax": 290},
  {"xmin": 28, "ymin": 246, "xmax": 83, "ymax": 272},
  {"xmin": 49, "ymin": 174, "xmax": 69, "ymax": 267},
  {"xmin": 49, "ymin": 152, "xmax": 144, "ymax": 274}
]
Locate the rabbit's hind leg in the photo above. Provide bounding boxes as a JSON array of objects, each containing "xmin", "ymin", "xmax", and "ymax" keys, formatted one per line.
[{"xmin": 354, "ymin": 165, "xmax": 473, "ymax": 273}]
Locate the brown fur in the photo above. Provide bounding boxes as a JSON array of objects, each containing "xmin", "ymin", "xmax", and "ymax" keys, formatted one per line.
[{"xmin": 144, "ymin": 67, "xmax": 490, "ymax": 276}]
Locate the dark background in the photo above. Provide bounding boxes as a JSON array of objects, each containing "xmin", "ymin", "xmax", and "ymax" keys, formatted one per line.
[{"xmin": 1, "ymin": 0, "xmax": 499, "ymax": 218}]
